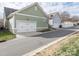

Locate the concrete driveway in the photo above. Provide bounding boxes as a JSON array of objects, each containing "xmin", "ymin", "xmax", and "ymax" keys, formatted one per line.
[{"xmin": 0, "ymin": 29, "xmax": 76, "ymax": 56}]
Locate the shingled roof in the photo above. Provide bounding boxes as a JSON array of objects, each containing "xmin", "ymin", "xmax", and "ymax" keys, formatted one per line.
[{"xmin": 4, "ymin": 7, "xmax": 17, "ymax": 18}]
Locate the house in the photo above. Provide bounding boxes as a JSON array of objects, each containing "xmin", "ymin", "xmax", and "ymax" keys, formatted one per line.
[
  {"xmin": 4, "ymin": 7, "xmax": 17, "ymax": 29},
  {"xmin": 48, "ymin": 12, "xmax": 62, "ymax": 28},
  {"xmin": 48, "ymin": 12, "xmax": 78, "ymax": 28},
  {"xmin": 71, "ymin": 16, "xmax": 79, "ymax": 25},
  {"xmin": 60, "ymin": 14, "xmax": 79, "ymax": 28},
  {"xmin": 61, "ymin": 17, "xmax": 74, "ymax": 28},
  {"xmin": 4, "ymin": 3, "xmax": 48, "ymax": 34}
]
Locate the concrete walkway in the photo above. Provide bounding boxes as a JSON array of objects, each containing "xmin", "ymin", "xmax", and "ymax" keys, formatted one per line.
[{"xmin": 0, "ymin": 29, "xmax": 75, "ymax": 56}]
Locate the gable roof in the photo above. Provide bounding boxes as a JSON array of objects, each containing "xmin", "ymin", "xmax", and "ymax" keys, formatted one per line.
[
  {"xmin": 4, "ymin": 7, "xmax": 17, "ymax": 18},
  {"xmin": 8, "ymin": 2, "xmax": 48, "ymax": 18}
]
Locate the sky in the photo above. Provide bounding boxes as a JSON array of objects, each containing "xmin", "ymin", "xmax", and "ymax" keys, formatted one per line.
[{"xmin": 0, "ymin": 2, "xmax": 79, "ymax": 19}]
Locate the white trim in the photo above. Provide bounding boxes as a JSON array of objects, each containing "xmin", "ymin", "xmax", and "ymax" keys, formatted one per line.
[{"xmin": 16, "ymin": 13, "xmax": 47, "ymax": 19}]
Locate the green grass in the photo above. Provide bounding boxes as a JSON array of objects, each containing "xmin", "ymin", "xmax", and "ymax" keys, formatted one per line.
[
  {"xmin": 53, "ymin": 34, "xmax": 79, "ymax": 56},
  {"xmin": 0, "ymin": 30, "xmax": 16, "ymax": 42}
]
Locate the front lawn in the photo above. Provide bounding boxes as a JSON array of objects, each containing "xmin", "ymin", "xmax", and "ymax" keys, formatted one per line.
[
  {"xmin": 0, "ymin": 30, "xmax": 16, "ymax": 42},
  {"xmin": 53, "ymin": 33, "xmax": 79, "ymax": 56}
]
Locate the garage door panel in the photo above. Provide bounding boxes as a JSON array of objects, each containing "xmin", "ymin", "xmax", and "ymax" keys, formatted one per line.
[{"xmin": 16, "ymin": 20, "xmax": 36, "ymax": 33}]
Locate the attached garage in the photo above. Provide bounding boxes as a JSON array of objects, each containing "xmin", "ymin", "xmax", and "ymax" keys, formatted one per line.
[{"xmin": 7, "ymin": 3, "xmax": 48, "ymax": 34}]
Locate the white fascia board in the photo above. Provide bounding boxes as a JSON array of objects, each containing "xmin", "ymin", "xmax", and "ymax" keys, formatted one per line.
[{"xmin": 16, "ymin": 13, "xmax": 47, "ymax": 19}]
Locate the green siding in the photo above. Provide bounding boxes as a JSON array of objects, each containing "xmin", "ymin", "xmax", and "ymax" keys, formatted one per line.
[
  {"xmin": 19, "ymin": 5, "xmax": 46, "ymax": 17},
  {"xmin": 14, "ymin": 14, "xmax": 48, "ymax": 31}
]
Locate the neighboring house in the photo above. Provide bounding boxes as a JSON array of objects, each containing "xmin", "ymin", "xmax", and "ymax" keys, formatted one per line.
[
  {"xmin": 48, "ymin": 12, "xmax": 78, "ymax": 28},
  {"xmin": 61, "ymin": 15, "xmax": 79, "ymax": 28},
  {"xmin": 4, "ymin": 3, "xmax": 48, "ymax": 34},
  {"xmin": 71, "ymin": 16, "xmax": 79, "ymax": 25},
  {"xmin": 61, "ymin": 18, "xmax": 74, "ymax": 28},
  {"xmin": 49, "ymin": 12, "xmax": 62, "ymax": 28}
]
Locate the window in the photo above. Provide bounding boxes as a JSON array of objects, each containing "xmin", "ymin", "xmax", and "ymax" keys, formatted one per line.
[
  {"xmin": 50, "ymin": 15, "xmax": 53, "ymax": 17},
  {"xmin": 49, "ymin": 15, "xmax": 53, "ymax": 19}
]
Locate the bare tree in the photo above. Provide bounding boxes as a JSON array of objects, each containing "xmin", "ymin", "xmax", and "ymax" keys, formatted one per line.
[
  {"xmin": 60, "ymin": 11, "xmax": 70, "ymax": 22},
  {"xmin": 72, "ymin": 16, "xmax": 79, "ymax": 22}
]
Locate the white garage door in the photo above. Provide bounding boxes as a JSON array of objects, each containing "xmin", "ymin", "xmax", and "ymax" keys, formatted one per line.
[{"xmin": 16, "ymin": 20, "xmax": 36, "ymax": 33}]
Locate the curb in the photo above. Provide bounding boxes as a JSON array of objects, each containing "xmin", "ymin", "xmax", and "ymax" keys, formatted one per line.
[{"xmin": 23, "ymin": 30, "xmax": 78, "ymax": 56}]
